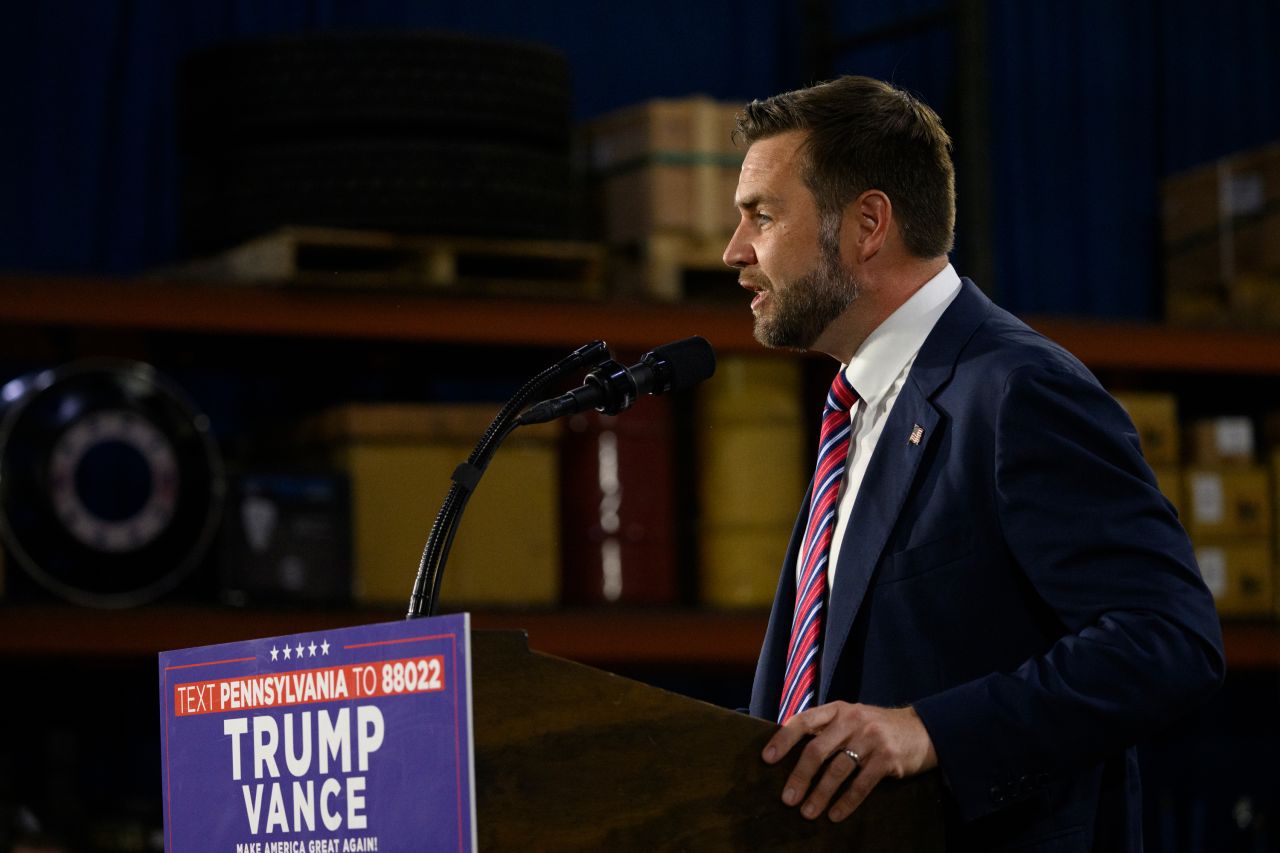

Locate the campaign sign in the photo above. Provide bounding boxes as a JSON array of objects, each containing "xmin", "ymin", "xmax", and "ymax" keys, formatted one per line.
[{"xmin": 159, "ymin": 614, "xmax": 475, "ymax": 853}]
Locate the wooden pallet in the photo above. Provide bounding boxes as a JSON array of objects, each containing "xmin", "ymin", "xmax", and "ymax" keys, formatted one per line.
[
  {"xmin": 613, "ymin": 230, "xmax": 739, "ymax": 302},
  {"xmin": 168, "ymin": 227, "xmax": 607, "ymax": 299}
]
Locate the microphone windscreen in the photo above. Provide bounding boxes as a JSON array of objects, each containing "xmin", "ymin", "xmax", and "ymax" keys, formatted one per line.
[{"xmin": 651, "ymin": 336, "xmax": 716, "ymax": 391}]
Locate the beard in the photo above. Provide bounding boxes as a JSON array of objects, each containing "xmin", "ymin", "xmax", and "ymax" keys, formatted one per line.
[{"xmin": 752, "ymin": 235, "xmax": 860, "ymax": 350}]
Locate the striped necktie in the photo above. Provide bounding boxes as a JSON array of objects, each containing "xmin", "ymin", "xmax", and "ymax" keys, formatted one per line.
[{"xmin": 777, "ymin": 370, "xmax": 859, "ymax": 724}]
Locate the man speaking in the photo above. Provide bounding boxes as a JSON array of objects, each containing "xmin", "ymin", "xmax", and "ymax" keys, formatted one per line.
[{"xmin": 725, "ymin": 76, "xmax": 1224, "ymax": 851}]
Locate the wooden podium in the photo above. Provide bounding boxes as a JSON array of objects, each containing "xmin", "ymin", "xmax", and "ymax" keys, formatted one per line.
[{"xmin": 471, "ymin": 631, "xmax": 946, "ymax": 851}]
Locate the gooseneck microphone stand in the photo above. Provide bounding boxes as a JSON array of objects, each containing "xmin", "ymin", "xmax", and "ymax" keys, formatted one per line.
[{"xmin": 405, "ymin": 340, "xmax": 609, "ymax": 619}]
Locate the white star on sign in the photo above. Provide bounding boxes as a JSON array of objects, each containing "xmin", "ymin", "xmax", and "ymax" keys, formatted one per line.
[
  {"xmin": 308, "ymin": 641, "xmax": 317, "ymax": 657},
  {"xmin": 320, "ymin": 640, "xmax": 330, "ymax": 655},
  {"xmin": 296, "ymin": 642, "xmax": 304, "ymax": 658},
  {"xmin": 283, "ymin": 645, "xmax": 292, "ymax": 660},
  {"xmin": 270, "ymin": 646, "xmax": 279, "ymax": 661}
]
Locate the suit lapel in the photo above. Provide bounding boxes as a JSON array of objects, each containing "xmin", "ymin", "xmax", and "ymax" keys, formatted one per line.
[
  {"xmin": 818, "ymin": 279, "xmax": 991, "ymax": 701},
  {"xmin": 819, "ymin": 385, "xmax": 938, "ymax": 699}
]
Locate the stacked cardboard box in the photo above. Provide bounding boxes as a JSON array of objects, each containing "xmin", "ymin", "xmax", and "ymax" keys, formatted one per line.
[
  {"xmin": 1182, "ymin": 416, "xmax": 1274, "ymax": 616},
  {"xmin": 1162, "ymin": 141, "xmax": 1280, "ymax": 327},
  {"xmin": 1114, "ymin": 392, "xmax": 1277, "ymax": 618},
  {"xmin": 581, "ymin": 97, "xmax": 745, "ymax": 300}
]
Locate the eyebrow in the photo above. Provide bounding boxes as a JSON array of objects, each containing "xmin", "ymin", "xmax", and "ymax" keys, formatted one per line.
[{"xmin": 735, "ymin": 192, "xmax": 781, "ymax": 211}]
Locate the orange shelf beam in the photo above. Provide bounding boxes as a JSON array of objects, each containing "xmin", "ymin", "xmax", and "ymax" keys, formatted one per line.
[
  {"xmin": 0, "ymin": 605, "xmax": 766, "ymax": 668},
  {"xmin": 1026, "ymin": 315, "xmax": 1280, "ymax": 375},
  {"xmin": 1, "ymin": 604, "xmax": 1274, "ymax": 671},
  {"xmin": 8, "ymin": 277, "xmax": 1280, "ymax": 372},
  {"xmin": 0, "ymin": 275, "xmax": 764, "ymax": 354}
]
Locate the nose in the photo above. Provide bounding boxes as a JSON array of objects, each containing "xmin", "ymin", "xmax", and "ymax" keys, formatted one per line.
[{"xmin": 723, "ymin": 221, "xmax": 756, "ymax": 269}]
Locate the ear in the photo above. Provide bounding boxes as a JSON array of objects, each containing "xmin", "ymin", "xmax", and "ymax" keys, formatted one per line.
[{"xmin": 846, "ymin": 190, "xmax": 892, "ymax": 262}]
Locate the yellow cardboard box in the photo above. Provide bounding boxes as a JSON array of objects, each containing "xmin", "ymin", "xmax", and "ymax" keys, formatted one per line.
[
  {"xmin": 1183, "ymin": 466, "xmax": 1272, "ymax": 539},
  {"xmin": 1188, "ymin": 416, "xmax": 1256, "ymax": 467},
  {"xmin": 1193, "ymin": 539, "xmax": 1275, "ymax": 617},
  {"xmin": 1113, "ymin": 392, "xmax": 1180, "ymax": 466},
  {"xmin": 309, "ymin": 404, "xmax": 560, "ymax": 608}
]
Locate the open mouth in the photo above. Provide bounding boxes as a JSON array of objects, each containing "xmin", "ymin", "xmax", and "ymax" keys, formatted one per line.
[{"xmin": 741, "ymin": 280, "xmax": 769, "ymax": 312}]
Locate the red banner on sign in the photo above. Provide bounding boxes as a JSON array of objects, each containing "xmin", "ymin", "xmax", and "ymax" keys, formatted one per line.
[{"xmin": 173, "ymin": 655, "xmax": 446, "ymax": 716}]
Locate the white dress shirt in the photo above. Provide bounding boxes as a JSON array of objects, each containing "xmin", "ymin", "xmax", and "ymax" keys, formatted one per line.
[{"xmin": 813, "ymin": 264, "xmax": 963, "ymax": 590}]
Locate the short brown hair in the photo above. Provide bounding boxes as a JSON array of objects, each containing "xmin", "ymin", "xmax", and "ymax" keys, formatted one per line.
[{"xmin": 736, "ymin": 76, "xmax": 955, "ymax": 259}]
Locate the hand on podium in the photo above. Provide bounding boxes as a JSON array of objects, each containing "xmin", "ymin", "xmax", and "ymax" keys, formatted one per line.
[{"xmin": 762, "ymin": 702, "xmax": 939, "ymax": 823}]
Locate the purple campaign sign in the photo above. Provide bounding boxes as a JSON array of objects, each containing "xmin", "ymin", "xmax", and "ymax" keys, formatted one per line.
[{"xmin": 159, "ymin": 614, "xmax": 475, "ymax": 852}]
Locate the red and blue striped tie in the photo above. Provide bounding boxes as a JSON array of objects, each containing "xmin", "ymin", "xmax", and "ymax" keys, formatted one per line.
[{"xmin": 778, "ymin": 370, "xmax": 859, "ymax": 724}]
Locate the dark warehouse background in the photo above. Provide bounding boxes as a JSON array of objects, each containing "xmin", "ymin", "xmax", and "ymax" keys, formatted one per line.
[{"xmin": 1, "ymin": 1, "xmax": 1279, "ymax": 851}]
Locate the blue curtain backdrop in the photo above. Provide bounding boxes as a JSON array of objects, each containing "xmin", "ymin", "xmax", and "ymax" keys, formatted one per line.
[
  {"xmin": 985, "ymin": 0, "xmax": 1166, "ymax": 317},
  {"xmin": 986, "ymin": 0, "xmax": 1280, "ymax": 317},
  {"xmin": 1, "ymin": 0, "xmax": 1277, "ymax": 319}
]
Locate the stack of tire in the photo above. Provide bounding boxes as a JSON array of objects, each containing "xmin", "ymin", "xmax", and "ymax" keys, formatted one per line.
[{"xmin": 178, "ymin": 31, "xmax": 575, "ymax": 256}]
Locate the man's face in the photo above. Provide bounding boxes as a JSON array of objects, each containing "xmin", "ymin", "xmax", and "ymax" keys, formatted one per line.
[{"xmin": 724, "ymin": 130, "xmax": 859, "ymax": 351}]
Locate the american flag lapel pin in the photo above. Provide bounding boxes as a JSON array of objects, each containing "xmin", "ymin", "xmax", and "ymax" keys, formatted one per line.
[{"xmin": 909, "ymin": 424, "xmax": 924, "ymax": 445}]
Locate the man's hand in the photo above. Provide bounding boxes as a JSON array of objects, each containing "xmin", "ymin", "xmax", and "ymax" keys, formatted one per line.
[{"xmin": 762, "ymin": 702, "xmax": 937, "ymax": 822}]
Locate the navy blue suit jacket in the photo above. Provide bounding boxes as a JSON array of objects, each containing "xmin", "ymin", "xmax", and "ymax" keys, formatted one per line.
[{"xmin": 749, "ymin": 280, "xmax": 1225, "ymax": 851}]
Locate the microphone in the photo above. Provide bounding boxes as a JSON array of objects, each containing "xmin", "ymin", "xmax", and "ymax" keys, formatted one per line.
[{"xmin": 517, "ymin": 336, "xmax": 716, "ymax": 425}]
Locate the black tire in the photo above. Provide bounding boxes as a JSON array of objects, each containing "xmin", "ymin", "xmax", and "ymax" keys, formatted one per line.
[
  {"xmin": 181, "ymin": 138, "xmax": 574, "ymax": 254},
  {"xmin": 179, "ymin": 31, "xmax": 572, "ymax": 150},
  {"xmin": 0, "ymin": 360, "xmax": 225, "ymax": 608}
]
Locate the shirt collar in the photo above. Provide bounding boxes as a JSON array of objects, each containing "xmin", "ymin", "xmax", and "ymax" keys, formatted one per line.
[{"xmin": 842, "ymin": 263, "xmax": 962, "ymax": 403}]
